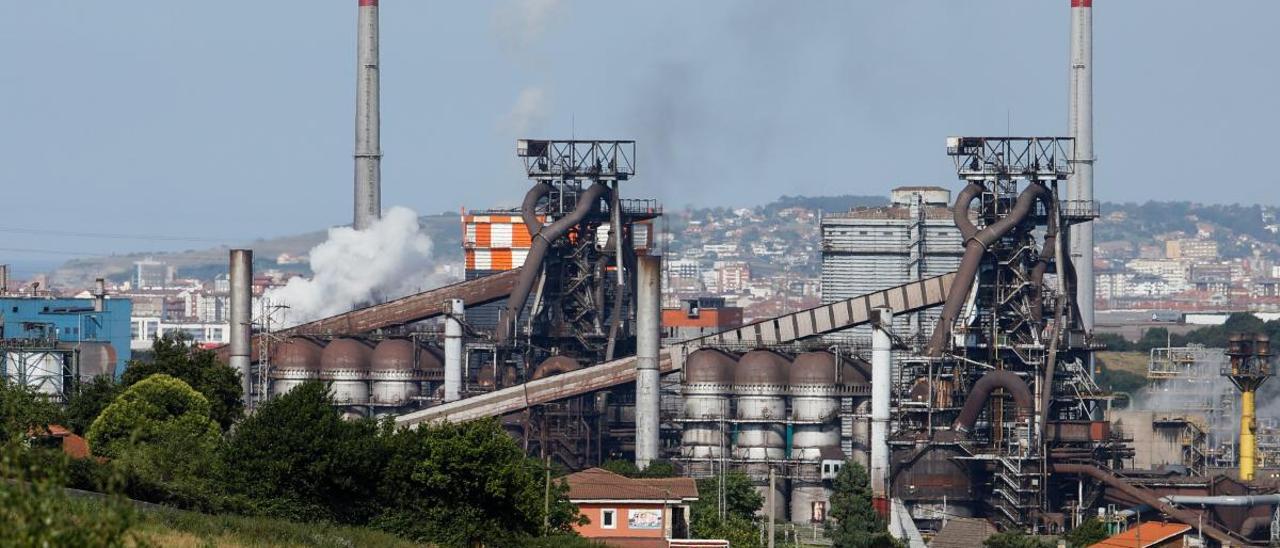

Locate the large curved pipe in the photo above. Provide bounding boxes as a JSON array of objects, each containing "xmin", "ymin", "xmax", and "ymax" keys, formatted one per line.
[
  {"xmin": 497, "ymin": 183, "xmax": 611, "ymax": 343},
  {"xmin": 953, "ymin": 181, "xmax": 983, "ymax": 240},
  {"xmin": 1052, "ymin": 463, "xmax": 1237, "ymax": 546},
  {"xmin": 1161, "ymin": 494, "xmax": 1280, "ymax": 507},
  {"xmin": 520, "ymin": 182, "xmax": 553, "ymax": 237},
  {"xmin": 531, "ymin": 356, "xmax": 582, "ymax": 380},
  {"xmin": 926, "ymin": 183, "xmax": 1049, "ymax": 356},
  {"xmin": 952, "ymin": 370, "xmax": 1034, "ymax": 433},
  {"xmin": 1029, "ymin": 192, "xmax": 1059, "ymax": 325}
]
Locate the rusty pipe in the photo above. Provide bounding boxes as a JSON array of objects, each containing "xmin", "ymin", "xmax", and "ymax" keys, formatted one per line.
[
  {"xmin": 1051, "ymin": 463, "xmax": 1237, "ymax": 546},
  {"xmin": 926, "ymin": 183, "xmax": 1049, "ymax": 356},
  {"xmin": 953, "ymin": 181, "xmax": 983, "ymax": 240},
  {"xmin": 953, "ymin": 370, "xmax": 1034, "ymax": 433},
  {"xmin": 520, "ymin": 181, "xmax": 553, "ymax": 237},
  {"xmin": 497, "ymin": 183, "xmax": 611, "ymax": 343}
]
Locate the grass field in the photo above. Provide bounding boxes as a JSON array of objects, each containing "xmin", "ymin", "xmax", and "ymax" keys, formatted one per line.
[
  {"xmin": 1096, "ymin": 351, "xmax": 1149, "ymax": 376},
  {"xmin": 128, "ymin": 508, "xmax": 424, "ymax": 547}
]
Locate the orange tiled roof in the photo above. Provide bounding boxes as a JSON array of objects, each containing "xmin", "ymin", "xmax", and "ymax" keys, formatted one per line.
[
  {"xmin": 1090, "ymin": 521, "xmax": 1192, "ymax": 548},
  {"xmin": 565, "ymin": 468, "xmax": 698, "ymax": 502}
]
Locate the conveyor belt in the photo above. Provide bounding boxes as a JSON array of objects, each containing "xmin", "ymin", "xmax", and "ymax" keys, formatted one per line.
[
  {"xmin": 395, "ymin": 272, "xmax": 955, "ymax": 427},
  {"xmin": 214, "ymin": 269, "xmax": 521, "ymax": 363}
]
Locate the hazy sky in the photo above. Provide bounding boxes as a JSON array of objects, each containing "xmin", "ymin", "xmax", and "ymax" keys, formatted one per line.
[{"xmin": 2, "ymin": 1, "xmax": 1278, "ymax": 264}]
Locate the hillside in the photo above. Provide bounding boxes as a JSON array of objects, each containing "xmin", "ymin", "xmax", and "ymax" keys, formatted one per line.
[
  {"xmin": 38, "ymin": 196, "xmax": 1280, "ymax": 290},
  {"xmin": 46, "ymin": 213, "xmax": 464, "ymax": 288}
]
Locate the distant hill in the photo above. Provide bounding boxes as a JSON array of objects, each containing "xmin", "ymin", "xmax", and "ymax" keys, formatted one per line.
[
  {"xmin": 41, "ymin": 196, "xmax": 1280, "ymax": 288},
  {"xmin": 48, "ymin": 214, "xmax": 463, "ymax": 288}
]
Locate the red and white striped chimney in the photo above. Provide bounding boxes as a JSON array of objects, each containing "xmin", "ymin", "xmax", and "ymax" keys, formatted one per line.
[
  {"xmin": 1068, "ymin": 0, "xmax": 1094, "ymax": 331},
  {"xmin": 353, "ymin": 0, "xmax": 381, "ymax": 230}
]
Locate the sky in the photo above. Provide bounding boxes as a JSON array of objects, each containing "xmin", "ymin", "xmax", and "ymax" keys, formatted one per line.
[{"xmin": 2, "ymin": 1, "xmax": 1279, "ymax": 265}]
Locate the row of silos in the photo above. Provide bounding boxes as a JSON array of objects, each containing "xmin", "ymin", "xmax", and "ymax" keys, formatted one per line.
[
  {"xmin": 269, "ymin": 337, "xmax": 443, "ymax": 416},
  {"xmin": 680, "ymin": 348, "xmax": 870, "ymax": 523}
]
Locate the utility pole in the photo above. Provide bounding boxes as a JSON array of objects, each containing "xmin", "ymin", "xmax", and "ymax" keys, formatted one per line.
[
  {"xmin": 543, "ymin": 456, "xmax": 551, "ymax": 535},
  {"xmin": 767, "ymin": 467, "xmax": 776, "ymax": 548}
]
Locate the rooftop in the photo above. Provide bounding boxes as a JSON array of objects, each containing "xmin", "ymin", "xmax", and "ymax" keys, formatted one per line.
[
  {"xmin": 1089, "ymin": 521, "xmax": 1191, "ymax": 548},
  {"xmin": 564, "ymin": 468, "xmax": 698, "ymax": 502}
]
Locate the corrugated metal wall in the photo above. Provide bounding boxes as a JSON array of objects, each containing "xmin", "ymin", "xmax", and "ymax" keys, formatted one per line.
[{"xmin": 820, "ymin": 214, "xmax": 963, "ymax": 342}]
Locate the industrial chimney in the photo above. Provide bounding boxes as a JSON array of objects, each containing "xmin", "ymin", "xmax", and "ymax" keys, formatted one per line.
[
  {"xmin": 1068, "ymin": 0, "xmax": 1095, "ymax": 330},
  {"xmin": 353, "ymin": 0, "xmax": 381, "ymax": 230},
  {"xmin": 229, "ymin": 250, "xmax": 253, "ymax": 407}
]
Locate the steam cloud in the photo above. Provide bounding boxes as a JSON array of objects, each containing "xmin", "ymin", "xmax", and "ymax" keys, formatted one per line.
[
  {"xmin": 266, "ymin": 207, "xmax": 442, "ymax": 327},
  {"xmin": 504, "ymin": 86, "xmax": 549, "ymax": 137}
]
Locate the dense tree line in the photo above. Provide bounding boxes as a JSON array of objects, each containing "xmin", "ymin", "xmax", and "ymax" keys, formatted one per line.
[{"xmin": 1, "ymin": 334, "xmax": 590, "ymax": 547}]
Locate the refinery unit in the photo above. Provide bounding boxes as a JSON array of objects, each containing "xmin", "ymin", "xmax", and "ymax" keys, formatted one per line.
[{"xmin": 179, "ymin": 0, "xmax": 1280, "ymax": 545}]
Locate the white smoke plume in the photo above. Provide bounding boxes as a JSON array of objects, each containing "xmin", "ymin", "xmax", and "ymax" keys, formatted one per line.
[
  {"xmin": 492, "ymin": 0, "xmax": 564, "ymax": 53},
  {"xmin": 267, "ymin": 207, "xmax": 438, "ymax": 327},
  {"xmin": 503, "ymin": 86, "xmax": 549, "ymax": 137}
]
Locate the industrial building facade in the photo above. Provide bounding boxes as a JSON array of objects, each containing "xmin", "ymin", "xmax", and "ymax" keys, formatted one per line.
[{"xmin": 820, "ymin": 186, "xmax": 964, "ymax": 342}]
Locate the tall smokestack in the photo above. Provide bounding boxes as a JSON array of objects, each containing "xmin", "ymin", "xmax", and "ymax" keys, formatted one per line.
[
  {"xmin": 1068, "ymin": 0, "xmax": 1095, "ymax": 331},
  {"xmin": 634, "ymin": 255, "xmax": 662, "ymax": 469},
  {"xmin": 230, "ymin": 250, "xmax": 253, "ymax": 407},
  {"xmin": 353, "ymin": 0, "xmax": 381, "ymax": 230},
  {"xmin": 869, "ymin": 307, "xmax": 893, "ymax": 517},
  {"xmin": 443, "ymin": 298, "xmax": 464, "ymax": 403}
]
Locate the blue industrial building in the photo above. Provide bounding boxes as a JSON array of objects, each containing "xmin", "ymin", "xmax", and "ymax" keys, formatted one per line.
[{"xmin": 0, "ymin": 297, "xmax": 133, "ymax": 376}]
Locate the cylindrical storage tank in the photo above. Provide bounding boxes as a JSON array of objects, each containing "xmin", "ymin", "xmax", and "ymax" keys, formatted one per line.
[
  {"xmin": 755, "ymin": 482, "xmax": 789, "ymax": 522},
  {"xmin": 791, "ymin": 481, "xmax": 831, "ymax": 525},
  {"xmin": 70, "ymin": 342, "xmax": 117, "ymax": 380},
  {"xmin": 789, "ymin": 352, "xmax": 841, "ymax": 461},
  {"xmin": 734, "ymin": 349, "xmax": 788, "ymax": 461},
  {"xmin": 269, "ymin": 337, "xmax": 323, "ymax": 397},
  {"xmin": 319, "ymin": 338, "xmax": 371, "ymax": 412},
  {"xmin": 416, "ymin": 344, "xmax": 444, "ymax": 397},
  {"xmin": 370, "ymin": 339, "xmax": 422, "ymax": 406},
  {"xmin": 681, "ymin": 349, "xmax": 736, "ymax": 458},
  {"xmin": 4, "ymin": 352, "xmax": 65, "ymax": 396}
]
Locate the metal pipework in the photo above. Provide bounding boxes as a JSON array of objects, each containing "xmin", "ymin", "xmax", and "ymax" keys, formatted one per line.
[
  {"xmin": 496, "ymin": 182, "xmax": 611, "ymax": 343},
  {"xmin": 353, "ymin": 0, "xmax": 381, "ymax": 230},
  {"xmin": 926, "ymin": 183, "xmax": 1049, "ymax": 356},
  {"xmin": 229, "ymin": 249, "xmax": 253, "ymax": 407},
  {"xmin": 952, "ymin": 370, "xmax": 1034, "ymax": 434},
  {"xmin": 1069, "ymin": 0, "xmax": 1095, "ymax": 331},
  {"xmin": 92, "ymin": 278, "xmax": 107, "ymax": 313},
  {"xmin": 1162, "ymin": 494, "xmax": 1280, "ymax": 507},
  {"xmin": 444, "ymin": 298, "xmax": 464, "ymax": 402},
  {"xmin": 870, "ymin": 307, "xmax": 893, "ymax": 514},
  {"xmin": 634, "ymin": 255, "xmax": 661, "ymax": 469},
  {"xmin": 1242, "ymin": 388, "xmax": 1258, "ymax": 481},
  {"xmin": 520, "ymin": 181, "xmax": 553, "ymax": 237}
]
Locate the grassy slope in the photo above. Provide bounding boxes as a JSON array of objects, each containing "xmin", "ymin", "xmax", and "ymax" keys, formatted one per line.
[
  {"xmin": 128, "ymin": 506, "xmax": 423, "ymax": 548},
  {"xmin": 1095, "ymin": 351, "xmax": 1148, "ymax": 376}
]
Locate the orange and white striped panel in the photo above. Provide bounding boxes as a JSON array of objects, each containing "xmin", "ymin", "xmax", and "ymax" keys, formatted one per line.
[
  {"xmin": 462, "ymin": 215, "xmax": 537, "ymax": 249},
  {"xmin": 465, "ymin": 249, "xmax": 531, "ymax": 271}
]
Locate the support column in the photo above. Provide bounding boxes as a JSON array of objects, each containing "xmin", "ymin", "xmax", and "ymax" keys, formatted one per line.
[
  {"xmin": 229, "ymin": 249, "xmax": 253, "ymax": 408},
  {"xmin": 444, "ymin": 298, "xmax": 464, "ymax": 403},
  {"xmin": 635, "ymin": 254, "xmax": 661, "ymax": 468},
  {"xmin": 870, "ymin": 307, "xmax": 893, "ymax": 517}
]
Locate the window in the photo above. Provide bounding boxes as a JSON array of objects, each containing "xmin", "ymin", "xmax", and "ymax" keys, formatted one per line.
[{"xmin": 601, "ymin": 509, "xmax": 617, "ymax": 529}]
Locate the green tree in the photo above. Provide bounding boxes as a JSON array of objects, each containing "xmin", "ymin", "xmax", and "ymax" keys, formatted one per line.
[
  {"xmin": 374, "ymin": 418, "xmax": 583, "ymax": 546},
  {"xmin": 1063, "ymin": 518, "xmax": 1108, "ymax": 547},
  {"xmin": 221, "ymin": 380, "xmax": 384, "ymax": 524},
  {"xmin": 122, "ymin": 333, "xmax": 243, "ymax": 430},
  {"xmin": 0, "ymin": 381, "xmax": 62, "ymax": 445},
  {"xmin": 86, "ymin": 374, "xmax": 220, "ymax": 459},
  {"xmin": 690, "ymin": 471, "xmax": 764, "ymax": 548},
  {"xmin": 64, "ymin": 375, "xmax": 122, "ymax": 435},
  {"xmin": 984, "ymin": 531, "xmax": 1055, "ymax": 548},
  {"xmin": 84, "ymin": 374, "xmax": 224, "ymax": 509},
  {"xmin": 0, "ymin": 446, "xmax": 136, "ymax": 547},
  {"xmin": 827, "ymin": 460, "xmax": 895, "ymax": 548}
]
